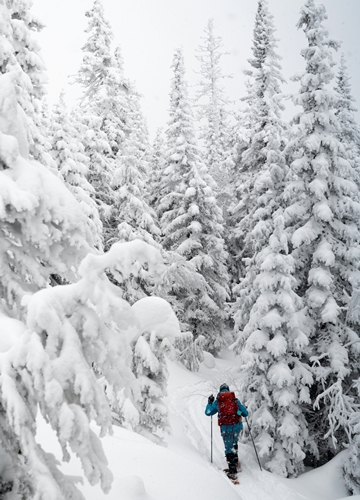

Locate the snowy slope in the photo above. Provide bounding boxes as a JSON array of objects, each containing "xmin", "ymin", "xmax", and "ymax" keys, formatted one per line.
[{"xmin": 37, "ymin": 350, "xmax": 355, "ymax": 500}]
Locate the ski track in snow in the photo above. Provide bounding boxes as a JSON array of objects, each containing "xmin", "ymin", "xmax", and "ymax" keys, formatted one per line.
[{"xmin": 167, "ymin": 355, "xmax": 309, "ymax": 500}]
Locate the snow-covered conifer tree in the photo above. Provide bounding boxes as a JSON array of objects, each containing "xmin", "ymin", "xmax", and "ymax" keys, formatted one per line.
[
  {"xmin": 111, "ymin": 131, "xmax": 160, "ymax": 248},
  {"xmin": 159, "ymin": 48, "xmax": 229, "ymax": 354},
  {"xmin": 126, "ymin": 81, "xmax": 150, "ymax": 158},
  {"xmin": 0, "ymin": 76, "xmax": 94, "ymax": 314},
  {"xmin": 334, "ymin": 54, "xmax": 360, "ymax": 182},
  {"xmin": 132, "ymin": 330, "xmax": 170, "ymax": 435},
  {"xmin": 76, "ymin": 4, "xmax": 130, "ymax": 157},
  {"xmin": 5, "ymin": 0, "xmax": 55, "ymax": 170},
  {"xmin": 148, "ymin": 127, "xmax": 166, "ymax": 211},
  {"xmin": 0, "ymin": 5, "xmax": 180, "ymax": 497},
  {"xmin": 50, "ymin": 91, "xmax": 103, "ymax": 250},
  {"xmin": 75, "ymin": 1, "xmax": 131, "ymax": 236},
  {"xmin": 196, "ymin": 18, "xmax": 233, "ymax": 209},
  {"xmin": 229, "ymin": 0, "xmax": 288, "ymax": 327},
  {"xmin": 1, "ymin": 236, "xmax": 169, "ymax": 499},
  {"xmin": 284, "ymin": 0, "xmax": 360, "ymax": 464},
  {"xmin": 235, "ymin": 212, "xmax": 314, "ymax": 476},
  {"xmin": 107, "ymin": 130, "xmax": 162, "ymax": 303},
  {"xmin": 0, "ymin": 63, "xmax": 108, "ymax": 498},
  {"xmin": 72, "ymin": 106, "xmax": 114, "ymax": 238},
  {"xmin": 228, "ymin": 0, "xmax": 287, "ymax": 289}
]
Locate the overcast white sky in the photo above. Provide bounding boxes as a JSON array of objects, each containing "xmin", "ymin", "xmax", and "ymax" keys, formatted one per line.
[{"xmin": 32, "ymin": 0, "xmax": 360, "ymax": 138}]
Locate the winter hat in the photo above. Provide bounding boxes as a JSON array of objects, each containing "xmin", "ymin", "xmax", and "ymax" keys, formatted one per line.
[{"xmin": 219, "ymin": 383, "xmax": 229, "ymax": 392}]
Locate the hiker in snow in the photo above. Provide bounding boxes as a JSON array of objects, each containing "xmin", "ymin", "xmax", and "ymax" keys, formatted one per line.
[{"xmin": 205, "ymin": 383, "xmax": 248, "ymax": 479}]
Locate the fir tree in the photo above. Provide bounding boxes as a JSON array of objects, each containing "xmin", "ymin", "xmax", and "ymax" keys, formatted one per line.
[
  {"xmin": 235, "ymin": 212, "xmax": 314, "ymax": 476},
  {"xmin": 50, "ymin": 91, "xmax": 103, "ymax": 250},
  {"xmin": 75, "ymin": 1, "xmax": 131, "ymax": 239},
  {"xmin": 72, "ymin": 105, "xmax": 114, "ymax": 231},
  {"xmin": 0, "ymin": 77, "xmax": 94, "ymax": 313},
  {"xmin": 159, "ymin": 48, "xmax": 229, "ymax": 354},
  {"xmin": 228, "ymin": 0, "xmax": 287, "ymax": 287},
  {"xmin": 229, "ymin": 0, "xmax": 288, "ymax": 327},
  {"xmin": 108, "ymin": 76, "xmax": 152, "ymax": 250},
  {"xmin": 132, "ymin": 331, "xmax": 170, "ymax": 435},
  {"xmin": 196, "ymin": 18, "xmax": 233, "ymax": 209},
  {"xmin": 285, "ymin": 0, "xmax": 360, "ymax": 465},
  {"xmin": 0, "ymin": 64, "xmax": 106, "ymax": 498},
  {"xmin": 6, "ymin": 0, "xmax": 55, "ymax": 169},
  {"xmin": 148, "ymin": 127, "xmax": 166, "ymax": 211},
  {"xmin": 108, "ymin": 129, "xmax": 162, "ymax": 303}
]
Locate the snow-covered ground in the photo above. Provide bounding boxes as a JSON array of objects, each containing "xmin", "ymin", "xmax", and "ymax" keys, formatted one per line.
[{"xmin": 37, "ymin": 350, "xmax": 359, "ymax": 500}]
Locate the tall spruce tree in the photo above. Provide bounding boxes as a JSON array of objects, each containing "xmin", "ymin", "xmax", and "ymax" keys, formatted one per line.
[
  {"xmin": 230, "ymin": 0, "xmax": 288, "ymax": 327},
  {"xmin": 196, "ymin": 18, "xmax": 233, "ymax": 210},
  {"xmin": 108, "ymin": 129, "xmax": 162, "ymax": 303},
  {"xmin": 4, "ymin": 0, "xmax": 55, "ymax": 170},
  {"xmin": 284, "ymin": 0, "xmax": 360, "ymax": 466},
  {"xmin": 235, "ymin": 211, "xmax": 314, "ymax": 476},
  {"xmin": 50, "ymin": 91, "xmax": 103, "ymax": 250},
  {"xmin": 159, "ymin": 48, "xmax": 229, "ymax": 354},
  {"xmin": 75, "ymin": 0, "xmax": 130, "ymax": 242},
  {"xmin": 148, "ymin": 127, "xmax": 166, "ymax": 211},
  {"xmin": 0, "ymin": 31, "xmax": 116, "ymax": 494}
]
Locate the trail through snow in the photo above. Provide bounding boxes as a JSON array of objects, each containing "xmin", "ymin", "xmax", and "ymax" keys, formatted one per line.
[{"xmin": 167, "ymin": 351, "xmax": 309, "ymax": 500}]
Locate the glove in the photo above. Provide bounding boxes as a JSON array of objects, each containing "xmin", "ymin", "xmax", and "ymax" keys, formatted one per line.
[{"xmin": 208, "ymin": 395, "xmax": 215, "ymax": 404}]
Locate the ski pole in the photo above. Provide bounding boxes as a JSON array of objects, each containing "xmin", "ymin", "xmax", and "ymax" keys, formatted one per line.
[
  {"xmin": 210, "ymin": 415, "xmax": 213, "ymax": 463},
  {"xmin": 245, "ymin": 416, "xmax": 262, "ymax": 471}
]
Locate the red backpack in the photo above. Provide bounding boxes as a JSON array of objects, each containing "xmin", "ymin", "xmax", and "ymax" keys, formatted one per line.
[{"xmin": 217, "ymin": 391, "xmax": 241, "ymax": 426}]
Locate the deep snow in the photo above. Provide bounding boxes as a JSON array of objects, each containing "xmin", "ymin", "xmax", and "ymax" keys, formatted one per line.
[{"xmin": 34, "ymin": 348, "xmax": 359, "ymax": 500}]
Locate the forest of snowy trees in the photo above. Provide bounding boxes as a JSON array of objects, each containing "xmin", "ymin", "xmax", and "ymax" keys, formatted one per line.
[{"xmin": 0, "ymin": 0, "xmax": 359, "ymax": 498}]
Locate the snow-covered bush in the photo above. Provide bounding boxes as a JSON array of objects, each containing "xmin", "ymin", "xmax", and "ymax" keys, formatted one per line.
[
  {"xmin": 174, "ymin": 331, "xmax": 205, "ymax": 372},
  {"xmin": 131, "ymin": 297, "xmax": 182, "ymax": 436}
]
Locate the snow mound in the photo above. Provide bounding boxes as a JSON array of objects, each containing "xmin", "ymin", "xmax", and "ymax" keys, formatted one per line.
[
  {"xmin": 131, "ymin": 296, "xmax": 181, "ymax": 342},
  {"xmin": 202, "ymin": 351, "xmax": 215, "ymax": 369}
]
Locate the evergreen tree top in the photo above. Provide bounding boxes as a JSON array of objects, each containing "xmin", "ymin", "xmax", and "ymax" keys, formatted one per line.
[
  {"xmin": 77, "ymin": 0, "xmax": 115, "ymax": 100},
  {"xmin": 296, "ymin": 0, "xmax": 339, "ymax": 79},
  {"xmin": 195, "ymin": 18, "xmax": 231, "ymax": 104},
  {"xmin": 249, "ymin": 0, "xmax": 281, "ymax": 71}
]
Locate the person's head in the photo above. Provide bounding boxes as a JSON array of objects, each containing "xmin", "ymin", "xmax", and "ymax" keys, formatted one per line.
[{"xmin": 219, "ymin": 383, "xmax": 229, "ymax": 393}]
